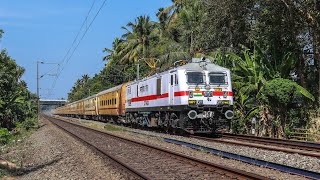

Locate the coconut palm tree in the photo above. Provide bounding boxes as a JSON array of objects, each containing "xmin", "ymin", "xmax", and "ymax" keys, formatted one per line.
[
  {"xmin": 81, "ymin": 74, "xmax": 90, "ymax": 85},
  {"xmin": 102, "ymin": 38, "xmax": 124, "ymax": 62},
  {"xmin": 157, "ymin": 0, "xmax": 186, "ymax": 25},
  {"xmin": 120, "ymin": 15, "xmax": 156, "ymax": 63}
]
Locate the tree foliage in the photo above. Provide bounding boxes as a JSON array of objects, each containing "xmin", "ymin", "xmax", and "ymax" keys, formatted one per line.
[
  {"xmin": 68, "ymin": 0, "xmax": 320, "ymax": 138},
  {"xmin": 0, "ymin": 30, "xmax": 37, "ymax": 134}
]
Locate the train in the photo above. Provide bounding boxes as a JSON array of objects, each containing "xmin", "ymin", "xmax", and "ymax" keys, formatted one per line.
[{"xmin": 53, "ymin": 57, "xmax": 234, "ymax": 134}]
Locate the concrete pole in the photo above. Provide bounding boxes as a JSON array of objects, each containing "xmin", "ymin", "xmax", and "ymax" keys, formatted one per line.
[{"xmin": 37, "ymin": 61, "xmax": 40, "ymax": 122}]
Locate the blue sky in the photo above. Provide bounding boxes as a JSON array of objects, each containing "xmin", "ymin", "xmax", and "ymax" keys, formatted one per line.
[{"xmin": 0, "ymin": 0, "xmax": 171, "ymax": 99}]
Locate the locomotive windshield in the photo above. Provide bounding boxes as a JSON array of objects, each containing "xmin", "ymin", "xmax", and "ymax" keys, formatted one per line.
[
  {"xmin": 209, "ymin": 73, "xmax": 227, "ymax": 85},
  {"xmin": 187, "ymin": 72, "xmax": 204, "ymax": 84}
]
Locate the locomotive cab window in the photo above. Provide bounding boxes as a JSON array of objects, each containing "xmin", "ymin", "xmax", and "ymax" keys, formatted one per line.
[
  {"xmin": 187, "ymin": 72, "xmax": 204, "ymax": 84},
  {"xmin": 209, "ymin": 73, "xmax": 227, "ymax": 85}
]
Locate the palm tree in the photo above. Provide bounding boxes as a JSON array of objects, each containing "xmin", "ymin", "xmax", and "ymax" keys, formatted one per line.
[
  {"xmin": 102, "ymin": 38, "xmax": 124, "ymax": 63},
  {"xmin": 120, "ymin": 15, "xmax": 156, "ymax": 63},
  {"xmin": 81, "ymin": 74, "xmax": 90, "ymax": 85},
  {"xmin": 157, "ymin": 0, "xmax": 186, "ymax": 25}
]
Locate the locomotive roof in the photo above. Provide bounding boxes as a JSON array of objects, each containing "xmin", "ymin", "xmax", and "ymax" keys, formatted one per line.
[
  {"xmin": 96, "ymin": 84, "xmax": 123, "ymax": 96},
  {"xmin": 174, "ymin": 58, "xmax": 229, "ymax": 72},
  {"xmin": 132, "ymin": 58, "xmax": 229, "ymax": 84}
]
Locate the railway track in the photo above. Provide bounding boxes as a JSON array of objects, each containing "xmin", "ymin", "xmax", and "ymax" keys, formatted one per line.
[
  {"xmin": 222, "ymin": 133, "xmax": 320, "ymax": 150},
  {"xmin": 190, "ymin": 135, "xmax": 320, "ymax": 158},
  {"xmin": 45, "ymin": 115, "xmax": 266, "ymax": 180}
]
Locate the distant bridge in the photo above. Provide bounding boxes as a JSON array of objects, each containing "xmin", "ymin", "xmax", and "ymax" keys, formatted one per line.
[{"xmin": 40, "ymin": 99, "xmax": 67, "ymax": 112}]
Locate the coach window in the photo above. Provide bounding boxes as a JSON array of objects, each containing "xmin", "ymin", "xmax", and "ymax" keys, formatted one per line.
[
  {"xmin": 145, "ymin": 85, "xmax": 148, "ymax": 91},
  {"xmin": 171, "ymin": 75, "xmax": 174, "ymax": 86},
  {"xmin": 115, "ymin": 99, "xmax": 117, "ymax": 104}
]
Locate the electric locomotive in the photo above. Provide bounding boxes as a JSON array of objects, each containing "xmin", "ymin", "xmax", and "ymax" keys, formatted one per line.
[
  {"xmin": 124, "ymin": 57, "xmax": 234, "ymax": 134},
  {"xmin": 53, "ymin": 57, "xmax": 234, "ymax": 134}
]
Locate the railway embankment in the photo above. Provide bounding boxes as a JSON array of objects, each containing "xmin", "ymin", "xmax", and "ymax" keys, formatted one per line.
[
  {"xmin": 0, "ymin": 117, "xmax": 130, "ymax": 179},
  {"xmin": 54, "ymin": 115, "xmax": 310, "ymax": 180}
]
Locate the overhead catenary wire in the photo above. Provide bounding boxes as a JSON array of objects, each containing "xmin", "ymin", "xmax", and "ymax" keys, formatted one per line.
[
  {"xmin": 48, "ymin": 0, "xmax": 108, "ymax": 98},
  {"xmin": 59, "ymin": 0, "xmax": 97, "ymax": 68}
]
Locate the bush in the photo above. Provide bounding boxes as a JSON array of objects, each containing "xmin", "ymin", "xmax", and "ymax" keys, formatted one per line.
[
  {"xmin": 0, "ymin": 128, "xmax": 11, "ymax": 145},
  {"xmin": 21, "ymin": 118, "xmax": 37, "ymax": 130}
]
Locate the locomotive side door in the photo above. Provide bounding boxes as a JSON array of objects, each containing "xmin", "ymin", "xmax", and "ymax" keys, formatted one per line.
[{"xmin": 169, "ymin": 72, "xmax": 175, "ymax": 105}]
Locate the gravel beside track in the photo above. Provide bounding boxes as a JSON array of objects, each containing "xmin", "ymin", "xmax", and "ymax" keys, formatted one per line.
[
  {"xmin": 56, "ymin": 116, "xmax": 309, "ymax": 180},
  {"xmin": 50, "ymin": 116, "xmax": 265, "ymax": 179},
  {"xmin": 128, "ymin": 130, "xmax": 320, "ymax": 173},
  {"xmin": 1, "ymin": 117, "xmax": 132, "ymax": 180}
]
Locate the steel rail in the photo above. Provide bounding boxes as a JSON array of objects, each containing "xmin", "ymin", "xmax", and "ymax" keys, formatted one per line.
[
  {"xmin": 222, "ymin": 134, "xmax": 320, "ymax": 152},
  {"xmin": 164, "ymin": 138, "xmax": 320, "ymax": 180},
  {"xmin": 47, "ymin": 115, "xmax": 267, "ymax": 180},
  {"xmin": 190, "ymin": 135, "xmax": 320, "ymax": 158},
  {"xmin": 45, "ymin": 115, "xmax": 151, "ymax": 180}
]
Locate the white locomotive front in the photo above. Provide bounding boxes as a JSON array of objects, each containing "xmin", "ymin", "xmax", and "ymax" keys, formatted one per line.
[{"xmin": 125, "ymin": 58, "xmax": 234, "ymax": 134}]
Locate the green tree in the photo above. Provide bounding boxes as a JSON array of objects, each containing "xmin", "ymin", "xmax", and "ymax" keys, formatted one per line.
[
  {"xmin": 120, "ymin": 15, "xmax": 156, "ymax": 63},
  {"xmin": 261, "ymin": 78, "xmax": 314, "ymax": 137}
]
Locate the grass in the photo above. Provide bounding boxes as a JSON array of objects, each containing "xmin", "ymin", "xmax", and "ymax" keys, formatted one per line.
[
  {"xmin": 0, "ymin": 118, "xmax": 39, "ymax": 178},
  {"xmin": 104, "ymin": 123, "xmax": 124, "ymax": 131}
]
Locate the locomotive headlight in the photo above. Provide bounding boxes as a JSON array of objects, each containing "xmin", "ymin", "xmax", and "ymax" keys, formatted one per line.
[
  {"xmin": 205, "ymin": 84, "xmax": 210, "ymax": 90},
  {"xmin": 189, "ymin": 91, "xmax": 193, "ymax": 98},
  {"xmin": 218, "ymin": 100, "xmax": 230, "ymax": 105}
]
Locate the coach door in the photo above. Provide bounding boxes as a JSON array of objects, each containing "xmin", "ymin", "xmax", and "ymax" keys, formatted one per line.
[{"xmin": 169, "ymin": 73, "xmax": 174, "ymax": 105}]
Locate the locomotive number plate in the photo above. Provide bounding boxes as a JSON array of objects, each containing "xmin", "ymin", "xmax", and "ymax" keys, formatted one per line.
[
  {"xmin": 214, "ymin": 88, "xmax": 222, "ymax": 91},
  {"xmin": 188, "ymin": 100, "xmax": 197, "ymax": 105}
]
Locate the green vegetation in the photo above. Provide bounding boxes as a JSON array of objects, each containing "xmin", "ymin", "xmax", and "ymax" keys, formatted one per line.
[
  {"xmin": 104, "ymin": 123, "xmax": 124, "ymax": 131},
  {"xmin": 0, "ymin": 30, "xmax": 37, "ymax": 146},
  {"xmin": 68, "ymin": 1, "xmax": 320, "ymax": 138}
]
